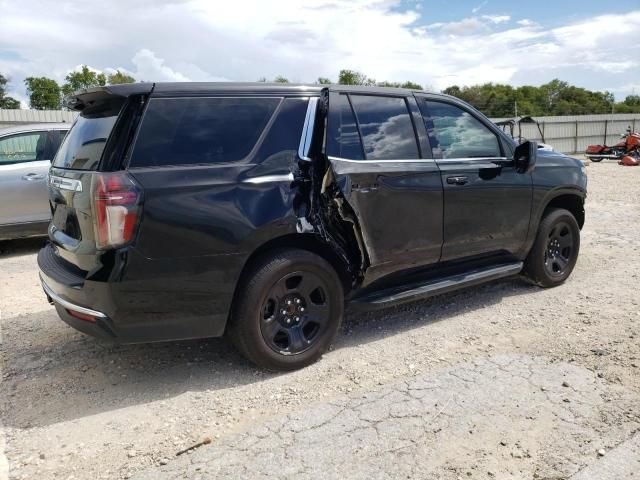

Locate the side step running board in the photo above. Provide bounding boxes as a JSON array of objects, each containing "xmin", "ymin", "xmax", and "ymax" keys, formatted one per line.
[{"xmin": 350, "ymin": 262, "xmax": 523, "ymax": 309}]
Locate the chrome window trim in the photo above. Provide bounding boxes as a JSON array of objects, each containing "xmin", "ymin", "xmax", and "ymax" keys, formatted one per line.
[
  {"xmin": 298, "ymin": 97, "xmax": 318, "ymax": 162},
  {"xmin": 435, "ymin": 156, "xmax": 509, "ymax": 162},
  {"xmin": 49, "ymin": 175, "xmax": 83, "ymax": 192},
  {"xmin": 243, "ymin": 173, "xmax": 294, "ymax": 184},
  {"xmin": 328, "ymin": 155, "xmax": 435, "ymax": 164},
  {"xmin": 40, "ymin": 275, "xmax": 108, "ymax": 319}
]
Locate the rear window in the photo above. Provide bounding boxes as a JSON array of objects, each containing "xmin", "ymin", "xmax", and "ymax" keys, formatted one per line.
[
  {"xmin": 129, "ymin": 97, "xmax": 281, "ymax": 167},
  {"xmin": 349, "ymin": 95, "xmax": 420, "ymax": 160},
  {"xmin": 327, "ymin": 93, "xmax": 364, "ymax": 160},
  {"xmin": 53, "ymin": 99, "xmax": 123, "ymax": 170}
]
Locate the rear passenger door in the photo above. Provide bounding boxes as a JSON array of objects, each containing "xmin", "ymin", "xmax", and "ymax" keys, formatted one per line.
[
  {"xmin": 0, "ymin": 130, "xmax": 51, "ymax": 225},
  {"xmin": 416, "ymin": 96, "xmax": 532, "ymax": 262},
  {"xmin": 326, "ymin": 90, "xmax": 443, "ymax": 282}
]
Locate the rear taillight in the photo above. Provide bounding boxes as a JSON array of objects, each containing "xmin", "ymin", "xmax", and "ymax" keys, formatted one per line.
[{"xmin": 92, "ymin": 172, "xmax": 142, "ymax": 249}]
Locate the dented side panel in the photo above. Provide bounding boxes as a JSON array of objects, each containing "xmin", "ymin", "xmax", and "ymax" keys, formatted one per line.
[
  {"xmin": 314, "ymin": 89, "xmax": 444, "ymax": 285},
  {"xmin": 326, "ymin": 156, "xmax": 444, "ymax": 283}
]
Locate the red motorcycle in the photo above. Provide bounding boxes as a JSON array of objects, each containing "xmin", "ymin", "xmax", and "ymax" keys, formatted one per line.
[{"xmin": 586, "ymin": 127, "xmax": 640, "ymax": 165}]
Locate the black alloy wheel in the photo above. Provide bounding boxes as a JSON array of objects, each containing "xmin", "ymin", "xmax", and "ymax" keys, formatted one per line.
[
  {"xmin": 522, "ymin": 208, "xmax": 580, "ymax": 288},
  {"xmin": 543, "ymin": 221, "xmax": 574, "ymax": 277},
  {"xmin": 260, "ymin": 271, "xmax": 331, "ymax": 355},
  {"xmin": 228, "ymin": 249, "xmax": 344, "ymax": 371}
]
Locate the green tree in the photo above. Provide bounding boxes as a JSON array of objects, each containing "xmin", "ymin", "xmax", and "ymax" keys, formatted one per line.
[
  {"xmin": 624, "ymin": 95, "xmax": 640, "ymax": 107},
  {"xmin": 442, "ymin": 85, "xmax": 462, "ymax": 97},
  {"xmin": 376, "ymin": 80, "xmax": 400, "ymax": 88},
  {"xmin": 61, "ymin": 65, "xmax": 106, "ymax": 96},
  {"xmin": 317, "ymin": 77, "xmax": 332, "ymax": 84},
  {"xmin": 401, "ymin": 81, "xmax": 422, "ymax": 90},
  {"xmin": 376, "ymin": 80, "xmax": 423, "ymax": 89},
  {"xmin": 274, "ymin": 76, "xmax": 289, "ymax": 83},
  {"xmin": 107, "ymin": 70, "xmax": 135, "ymax": 84},
  {"xmin": 338, "ymin": 69, "xmax": 375, "ymax": 86},
  {"xmin": 0, "ymin": 74, "xmax": 21, "ymax": 109},
  {"xmin": 439, "ymin": 79, "xmax": 631, "ymax": 117},
  {"xmin": 24, "ymin": 77, "xmax": 61, "ymax": 110}
]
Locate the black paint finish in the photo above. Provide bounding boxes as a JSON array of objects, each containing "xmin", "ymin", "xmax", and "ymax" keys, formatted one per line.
[{"xmin": 38, "ymin": 83, "xmax": 586, "ymax": 345}]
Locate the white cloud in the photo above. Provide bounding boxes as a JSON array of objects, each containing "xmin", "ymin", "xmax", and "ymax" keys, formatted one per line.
[
  {"xmin": 482, "ymin": 14, "xmax": 510, "ymax": 24},
  {"xmin": 0, "ymin": 0, "xmax": 638, "ymax": 104},
  {"xmin": 131, "ymin": 49, "xmax": 190, "ymax": 82},
  {"xmin": 472, "ymin": 0, "xmax": 488, "ymax": 14}
]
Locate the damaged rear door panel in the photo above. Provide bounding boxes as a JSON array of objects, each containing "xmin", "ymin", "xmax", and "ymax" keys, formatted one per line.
[{"xmin": 309, "ymin": 89, "xmax": 444, "ymax": 287}]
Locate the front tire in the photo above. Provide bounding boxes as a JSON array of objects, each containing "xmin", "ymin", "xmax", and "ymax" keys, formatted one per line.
[
  {"xmin": 227, "ymin": 249, "xmax": 344, "ymax": 371},
  {"xmin": 522, "ymin": 208, "xmax": 580, "ymax": 288}
]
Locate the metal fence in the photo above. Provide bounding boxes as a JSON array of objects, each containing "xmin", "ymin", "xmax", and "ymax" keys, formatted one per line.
[
  {"xmin": 490, "ymin": 113, "xmax": 640, "ymax": 154},
  {"xmin": 3, "ymin": 108, "xmax": 640, "ymax": 155},
  {"xmin": 0, "ymin": 108, "xmax": 77, "ymax": 129}
]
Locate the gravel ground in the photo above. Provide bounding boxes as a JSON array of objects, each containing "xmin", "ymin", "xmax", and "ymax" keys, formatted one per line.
[{"xmin": 1, "ymin": 160, "xmax": 639, "ymax": 479}]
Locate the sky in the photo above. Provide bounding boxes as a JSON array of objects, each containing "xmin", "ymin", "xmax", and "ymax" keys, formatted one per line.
[{"xmin": 1, "ymin": 0, "xmax": 639, "ymax": 106}]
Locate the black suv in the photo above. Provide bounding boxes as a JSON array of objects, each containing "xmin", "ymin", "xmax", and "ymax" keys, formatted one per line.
[{"xmin": 38, "ymin": 83, "xmax": 587, "ymax": 370}]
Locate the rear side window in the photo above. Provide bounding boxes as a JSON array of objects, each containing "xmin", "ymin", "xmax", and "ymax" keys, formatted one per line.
[
  {"xmin": 327, "ymin": 93, "xmax": 364, "ymax": 160},
  {"xmin": 349, "ymin": 95, "xmax": 420, "ymax": 160},
  {"xmin": 130, "ymin": 97, "xmax": 280, "ymax": 167},
  {"xmin": 421, "ymin": 100, "xmax": 501, "ymax": 159}
]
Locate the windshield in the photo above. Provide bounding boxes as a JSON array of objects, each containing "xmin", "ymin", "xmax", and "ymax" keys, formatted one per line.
[{"xmin": 53, "ymin": 100, "xmax": 123, "ymax": 170}]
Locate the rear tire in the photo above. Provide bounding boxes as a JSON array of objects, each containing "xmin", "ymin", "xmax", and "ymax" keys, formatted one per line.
[
  {"xmin": 522, "ymin": 208, "xmax": 580, "ymax": 288},
  {"xmin": 227, "ymin": 249, "xmax": 344, "ymax": 371},
  {"xmin": 590, "ymin": 157, "xmax": 603, "ymax": 162}
]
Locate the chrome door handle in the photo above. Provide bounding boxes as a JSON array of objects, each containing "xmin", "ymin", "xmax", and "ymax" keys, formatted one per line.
[
  {"xmin": 446, "ymin": 176, "xmax": 468, "ymax": 185},
  {"xmin": 22, "ymin": 173, "xmax": 45, "ymax": 181},
  {"xmin": 352, "ymin": 183, "xmax": 378, "ymax": 193}
]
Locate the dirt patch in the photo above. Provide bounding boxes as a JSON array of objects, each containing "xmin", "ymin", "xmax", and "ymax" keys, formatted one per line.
[{"xmin": 1, "ymin": 160, "xmax": 639, "ymax": 479}]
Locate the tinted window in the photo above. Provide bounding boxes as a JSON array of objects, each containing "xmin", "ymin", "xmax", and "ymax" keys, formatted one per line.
[
  {"xmin": 0, "ymin": 132, "xmax": 47, "ymax": 164},
  {"xmin": 423, "ymin": 101, "xmax": 501, "ymax": 159},
  {"xmin": 327, "ymin": 93, "xmax": 364, "ymax": 160},
  {"xmin": 349, "ymin": 95, "xmax": 419, "ymax": 160},
  {"xmin": 130, "ymin": 97, "xmax": 280, "ymax": 167},
  {"xmin": 47, "ymin": 130, "xmax": 68, "ymax": 158},
  {"xmin": 54, "ymin": 98, "xmax": 124, "ymax": 171}
]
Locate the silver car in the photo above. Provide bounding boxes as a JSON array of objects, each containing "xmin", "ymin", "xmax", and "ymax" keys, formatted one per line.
[{"xmin": 0, "ymin": 123, "xmax": 69, "ymax": 240}]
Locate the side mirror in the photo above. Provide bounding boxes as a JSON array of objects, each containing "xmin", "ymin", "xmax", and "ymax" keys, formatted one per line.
[{"xmin": 514, "ymin": 141, "xmax": 537, "ymax": 173}]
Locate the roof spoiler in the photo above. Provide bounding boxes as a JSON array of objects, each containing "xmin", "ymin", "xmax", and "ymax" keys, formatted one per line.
[{"xmin": 63, "ymin": 83, "xmax": 155, "ymax": 111}]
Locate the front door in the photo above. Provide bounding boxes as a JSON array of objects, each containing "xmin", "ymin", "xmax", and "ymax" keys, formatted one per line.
[
  {"xmin": 0, "ymin": 130, "xmax": 52, "ymax": 225},
  {"xmin": 326, "ymin": 90, "xmax": 444, "ymax": 282},
  {"xmin": 416, "ymin": 97, "xmax": 532, "ymax": 262}
]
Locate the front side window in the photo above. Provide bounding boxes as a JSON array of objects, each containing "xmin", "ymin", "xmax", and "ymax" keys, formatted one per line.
[
  {"xmin": 130, "ymin": 97, "xmax": 280, "ymax": 167},
  {"xmin": 422, "ymin": 100, "xmax": 501, "ymax": 159},
  {"xmin": 349, "ymin": 95, "xmax": 420, "ymax": 160},
  {"xmin": 0, "ymin": 132, "xmax": 48, "ymax": 165}
]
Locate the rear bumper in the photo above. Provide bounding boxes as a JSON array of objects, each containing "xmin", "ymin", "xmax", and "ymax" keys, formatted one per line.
[
  {"xmin": 37, "ymin": 242, "xmax": 241, "ymax": 343},
  {"xmin": 40, "ymin": 275, "xmax": 117, "ymax": 340}
]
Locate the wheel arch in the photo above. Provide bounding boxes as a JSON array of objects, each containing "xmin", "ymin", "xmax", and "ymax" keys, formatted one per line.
[
  {"xmin": 542, "ymin": 191, "xmax": 585, "ymax": 229},
  {"xmin": 227, "ymin": 233, "xmax": 353, "ymax": 332}
]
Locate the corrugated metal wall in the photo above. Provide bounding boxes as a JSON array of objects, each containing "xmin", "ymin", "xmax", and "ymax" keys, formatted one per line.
[
  {"xmin": 0, "ymin": 109, "xmax": 78, "ymax": 129},
  {"xmin": 490, "ymin": 114, "xmax": 640, "ymax": 153}
]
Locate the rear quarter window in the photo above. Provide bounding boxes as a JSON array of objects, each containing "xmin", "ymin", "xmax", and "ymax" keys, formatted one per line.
[{"xmin": 129, "ymin": 97, "xmax": 281, "ymax": 167}]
